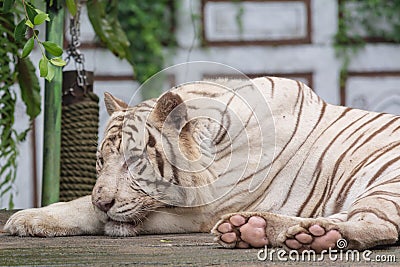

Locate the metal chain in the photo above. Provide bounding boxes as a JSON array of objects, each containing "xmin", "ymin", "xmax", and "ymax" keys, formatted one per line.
[{"xmin": 65, "ymin": 1, "xmax": 88, "ymax": 92}]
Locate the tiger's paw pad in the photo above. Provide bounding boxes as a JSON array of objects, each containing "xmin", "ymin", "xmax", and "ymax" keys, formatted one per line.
[
  {"xmin": 212, "ymin": 214, "xmax": 269, "ymax": 248},
  {"xmin": 283, "ymin": 224, "xmax": 342, "ymax": 253}
]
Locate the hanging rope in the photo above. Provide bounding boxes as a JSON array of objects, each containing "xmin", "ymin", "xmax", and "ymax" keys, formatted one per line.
[{"xmin": 60, "ymin": 90, "xmax": 99, "ymax": 201}]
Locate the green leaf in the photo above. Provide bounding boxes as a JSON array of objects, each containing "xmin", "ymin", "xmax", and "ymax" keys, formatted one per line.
[
  {"xmin": 2, "ymin": 0, "xmax": 15, "ymax": 13},
  {"xmin": 0, "ymin": 160, "xmax": 12, "ymax": 177},
  {"xmin": 21, "ymin": 37, "xmax": 34, "ymax": 58},
  {"xmin": 16, "ymin": 57, "xmax": 41, "ymax": 119},
  {"xmin": 0, "ymin": 184, "xmax": 12, "ymax": 198},
  {"xmin": 45, "ymin": 63, "xmax": 55, "ymax": 81},
  {"xmin": 42, "ymin": 41, "xmax": 63, "ymax": 57},
  {"xmin": 39, "ymin": 57, "xmax": 48, "ymax": 77},
  {"xmin": 33, "ymin": 13, "xmax": 49, "ymax": 25},
  {"xmin": 25, "ymin": 19, "xmax": 34, "ymax": 28},
  {"xmin": 34, "ymin": 8, "xmax": 46, "ymax": 15},
  {"xmin": 87, "ymin": 0, "xmax": 130, "ymax": 60},
  {"xmin": 66, "ymin": 0, "xmax": 77, "ymax": 16},
  {"xmin": 49, "ymin": 57, "xmax": 66, "ymax": 67},
  {"xmin": 14, "ymin": 19, "xmax": 27, "ymax": 43},
  {"xmin": 25, "ymin": 2, "xmax": 38, "ymax": 22},
  {"xmin": 8, "ymin": 193, "xmax": 14, "ymax": 210},
  {"xmin": 17, "ymin": 128, "xmax": 29, "ymax": 142}
]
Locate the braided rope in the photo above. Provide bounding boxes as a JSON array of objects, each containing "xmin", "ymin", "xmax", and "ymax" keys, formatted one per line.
[{"xmin": 60, "ymin": 92, "xmax": 99, "ymax": 201}]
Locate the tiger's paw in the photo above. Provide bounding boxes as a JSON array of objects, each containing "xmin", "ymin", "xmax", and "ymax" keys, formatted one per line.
[
  {"xmin": 4, "ymin": 209, "xmax": 71, "ymax": 237},
  {"xmin": 278, "ymin": 220, "xmax": 342, "ymax": 253},
  {"xmin": 211, "ymin": 214, "xmax": 269, "ymax": 248}
]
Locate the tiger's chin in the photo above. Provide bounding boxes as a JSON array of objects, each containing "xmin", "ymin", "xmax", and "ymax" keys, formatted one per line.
[
  {"xmin": 103, "ymin": 207, "xmax": 155, "ymax": 236},
  {"xmin": 104, "ymin": 219, "xmax": 141, "ymax": 237}
]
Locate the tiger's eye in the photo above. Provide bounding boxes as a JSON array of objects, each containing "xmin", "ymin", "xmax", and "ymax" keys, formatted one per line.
[
  {"xmin": 148, "ymin": 134, "xmax": 156, "ymax": 147},
  {"xmin": 98, "ymin": 156, "xmax": 104, "ymax": 167}
]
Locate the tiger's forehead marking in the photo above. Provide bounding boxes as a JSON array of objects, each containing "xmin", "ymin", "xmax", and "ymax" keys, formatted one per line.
[
  {"xmin": 101, "ymin": 107, "xmax": 149, "ymax": 155},
  {"xmin": 104, "ymin": 102, "xmax": 154, "ymax": 132}
]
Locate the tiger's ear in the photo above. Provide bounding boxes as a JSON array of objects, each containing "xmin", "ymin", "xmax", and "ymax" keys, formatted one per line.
[
  {"xmin": 104, "ymin": 92, "xmax": 128, "ymax": 115},
  {"xmin": 152, "ymin": 91, "xmax": 187, "ymax": 130}
]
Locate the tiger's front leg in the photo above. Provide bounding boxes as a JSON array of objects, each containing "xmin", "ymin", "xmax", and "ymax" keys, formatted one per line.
[{"xmin": 4, "ymin": 196, "xmax": 108, "ymax": 237}]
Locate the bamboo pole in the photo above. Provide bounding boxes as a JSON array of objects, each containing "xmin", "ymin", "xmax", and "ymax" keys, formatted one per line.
[{"xmin": 41, "ymin": 2, "xmax": 64, "ymax": 206}]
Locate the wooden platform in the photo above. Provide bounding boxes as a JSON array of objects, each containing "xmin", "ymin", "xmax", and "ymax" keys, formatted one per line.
[{"xmin": 0, "ymin": 210, "xmax": 399, "ymax": 266}]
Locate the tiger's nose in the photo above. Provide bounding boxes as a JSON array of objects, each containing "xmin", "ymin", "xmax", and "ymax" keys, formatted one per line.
[
  {"xmin": 92, "ymin": 185, "xmax": 116, "ymax": 212},
  {"xmin": 94, "ymin": 199, "xmax": 115, "ymax": 212}
]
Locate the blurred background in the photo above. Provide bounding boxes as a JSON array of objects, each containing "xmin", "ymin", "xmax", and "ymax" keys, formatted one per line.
[{"xmin": 2, "ymin": 0, "xmax": 400, "ymax": 208}]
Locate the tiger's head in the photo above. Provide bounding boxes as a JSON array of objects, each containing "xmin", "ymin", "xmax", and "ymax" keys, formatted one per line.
[{"xmin": 92, "ymin": 91, "xmax": 205, "ymax": 226}]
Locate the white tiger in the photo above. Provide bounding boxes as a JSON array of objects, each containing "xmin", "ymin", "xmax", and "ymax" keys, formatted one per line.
[{"xmin": 5, "ymin": 77, "xmax": 400, "ymax": 253}]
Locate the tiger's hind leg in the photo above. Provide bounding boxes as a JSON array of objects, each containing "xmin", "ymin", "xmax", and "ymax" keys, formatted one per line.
[
  {"xmin": 280, "ymin": 171, "xmax": 400, "ymax": 251},
  {"xmin": 276, "ymin": 212, "xmax": 347, "ymax": 252},
  {"xmin": 213, "ymin": 175, "xmax": 400, "ymax": 251},
  {"xmin": 281, "ymin": 184, "xmax": 400, "ymax": 252},
  {"xmin": 335, "ymin": 177, "xmax": 400, "ymax": 250},
  {"xmin": 212, "ymin": 212, "xmax": 344, "ymax": 252}
]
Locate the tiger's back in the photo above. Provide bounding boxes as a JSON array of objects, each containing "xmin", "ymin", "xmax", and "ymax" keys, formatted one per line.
[{"xmin": 166, "ymin": 77, "xmax": 400, "ymax": 222}]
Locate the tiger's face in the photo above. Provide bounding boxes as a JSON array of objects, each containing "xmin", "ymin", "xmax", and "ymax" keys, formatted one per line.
[{"xmin": 92, "ymin": 92, "xmax": 191, "ymax": 225}]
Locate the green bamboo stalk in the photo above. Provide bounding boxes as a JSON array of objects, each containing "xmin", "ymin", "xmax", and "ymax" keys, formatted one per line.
[{"xmin": 41, "ymin": 2, "xmax": 64, "ymax": 206}]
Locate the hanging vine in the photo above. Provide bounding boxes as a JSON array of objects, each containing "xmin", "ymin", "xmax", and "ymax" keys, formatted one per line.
[
  {"xmin": 117, "ymin": 0, "xmax": 176, "ymax": 98},
  {"xmin": 334, "ymin": 0, "xmax": 400, "ymax": 88},
  {"xmin": 0, "ymin": 1, "xmax": 42, "ymax": 208}
]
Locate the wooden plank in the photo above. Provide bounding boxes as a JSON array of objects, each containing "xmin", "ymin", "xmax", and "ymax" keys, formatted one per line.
[{"xmin": 1, "ymin": 210, "xmax": 399, "ymax": 265}]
